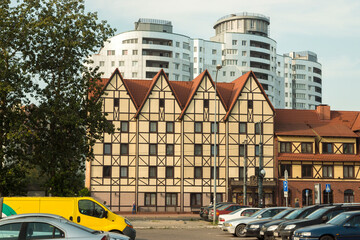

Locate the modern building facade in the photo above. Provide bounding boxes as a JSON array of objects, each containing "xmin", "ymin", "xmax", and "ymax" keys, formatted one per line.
[
  {"xmin": 89, "ymin": 13, "xmax": 322, "ymax": 110},
  {"xmin": 275, "ymin": 105, "xmax": 360, "ymax": 206},
  {"xmin": 86, "ymin": 69, "xmax": 276, "ymax": 212}
]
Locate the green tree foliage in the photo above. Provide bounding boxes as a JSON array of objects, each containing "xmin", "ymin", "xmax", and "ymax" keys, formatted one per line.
[{"xmin": 1, "ymin": 0, "xmax": 115, "ymax": 196}]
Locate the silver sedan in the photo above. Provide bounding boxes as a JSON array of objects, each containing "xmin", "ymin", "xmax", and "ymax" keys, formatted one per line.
[{"xmin": 0, "ymin": 213, "xmax": 129, "ymax": 240}]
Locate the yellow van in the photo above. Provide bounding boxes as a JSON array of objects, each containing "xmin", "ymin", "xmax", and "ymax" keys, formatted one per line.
[{"xmin": 1, "ymin": 197, "xmax": 135, "ymax": 240}]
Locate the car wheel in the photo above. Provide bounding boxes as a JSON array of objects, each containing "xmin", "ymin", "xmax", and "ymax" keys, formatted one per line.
[
  {"xmin": 320, "ymin": 236, "xmax": 334, "ymax": 240},
  {"xmin": 235, "ymin": 224, "xmax": 246, "ymax": 237}
]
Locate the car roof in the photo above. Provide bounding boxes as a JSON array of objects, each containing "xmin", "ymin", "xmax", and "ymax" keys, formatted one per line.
[{"xmin": 1, "ymin": 213, "xmax": 65, "ymax": 221}]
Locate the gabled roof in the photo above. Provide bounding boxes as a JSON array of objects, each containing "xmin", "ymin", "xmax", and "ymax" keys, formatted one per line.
[
  {"xmin": 223, "ymin": 71, "xmax": 275, "ymax": 121},
  {"xmin": 275, "ymin": 109, "xmax": 360, "ymax": 138}
]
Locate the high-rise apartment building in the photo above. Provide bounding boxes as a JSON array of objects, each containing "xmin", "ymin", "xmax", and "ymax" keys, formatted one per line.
[{"xmin": 89, "ymin": 13, "xmax": 322, "ymax": 109}]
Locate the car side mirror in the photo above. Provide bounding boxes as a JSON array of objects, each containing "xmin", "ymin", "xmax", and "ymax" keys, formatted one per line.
[
  {"xmin": 321, "ymin": 216, "xmax": 328, "ymax": 222},
  {"xmin": 343, "ymin": 223, "xmax": 351, "ymax": 228},
  {"xmin": 104, "ymin": 210, "xmax": 108, "ymax": 218}
]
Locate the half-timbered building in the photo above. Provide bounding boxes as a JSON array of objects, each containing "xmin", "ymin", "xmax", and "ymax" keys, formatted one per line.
[
  {"xmin": 275, "ymin": 105, "xmax": 360, "ymax": 206},
  {"xmin": 86, "ymin": 69, "xmax": 276, "ymax": 212}
]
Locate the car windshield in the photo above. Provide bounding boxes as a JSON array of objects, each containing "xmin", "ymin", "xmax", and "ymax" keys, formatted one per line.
[
  {"xmin": 284, "ymin": 209, "xmax": 304, "ymax": 219},
  {"xmin": 306, "ymin": 207, "xmax": 331, "ymax": 220},
  {"xmin": 251, "ymin": 208, "xmax": 268, "ymax": 218},
  {"xmin": 327, "ymin": 213, "xmax": 351, "ymax": 225},
  {"xmin": 272, "ymin": 209, "xmax": 293, "ymax": 220},
  {"xmin": 228, "ymin": 208, "xmax": 243, "ymax": 215}
]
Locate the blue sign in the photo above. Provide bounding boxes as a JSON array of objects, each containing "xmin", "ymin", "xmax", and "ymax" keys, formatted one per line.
[
  {"xmin": 326, "ymin": 184, "xmax": 331, "ymax": 193},
  {"xmin": 283, "ymin": 181, "xmax": 288, "ymax": 192}
]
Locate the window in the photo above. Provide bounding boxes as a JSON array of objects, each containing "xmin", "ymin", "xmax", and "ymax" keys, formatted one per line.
[
  {"xmin": 149, "ymin": 121, "xmax": 157, "ymax": 133},
  {"xmin": 118, "ymin": 61, "xmax": 124, "ymax": 66},
  {"xmin": 103, "ymin": 142, "xmax": 112, "ymax": 155},
  {"xmin": 194, "ymin": 122, "xmax": 202, "ymax": 133},
  {"xmin": 322, "ymin": 165, "xmax": 333, "ymax": 178},
  {"xmin": 131, "ymin": 72, "xmax": 137, "ymax": 78},
  {"xmin": 204, "ymin": 99, "xmax": 209, "ymax": 108},
  {"xmin": 149, "ymin": 166, "xmax": 157, "ymax": 178},
  {"xmin": 194, "ymin": 144, "xmax": 202, "ymax": 156},
  {"xmin": 323, "ymin": 143, "xmax": 333, "ymax": 153},
  {"xmin": 212, "ymin": 49, "xmax": 217, "ymax": 54},
  {"xmin": 242, "ymin": 40, "xmax": 246, "ymax": 46},
  {"xmin": 242, "ymin": 51, "xmax": 246, "ymax": 56},
  {"xmin": 120, "ymin": 166, "xmax": 128, "ymax": 178},
  {"xmin": 212, "ymin": 60, "xmax": 217, "ymax": 65},
  {"xmin": 248, "ymin": 100, "xmax": 253, "ymax": 109},
  {"xmin": 166, "ymin": 144, "xmax": 174, "ymax": 156},
  {"xmin": 344, "ymin": 189, "xmax": 354, "ymax": 203},
  {"xmin": 166, "ymin": 122, "xmax": 174, "ymax": 133},
  {"xmin": 25, "ymin": 222, "xmax": 64, "ymax": 239},
  {"xmin": 166, "ymin": 166, "xmax": 174, "ymax": 178},
  {"xmin": 145, "ymin": 193, "xmax": 156, "ymax": 206},
  {"xmin": 302, "ymin": 165, "xmax": 312, "ymax": 178},
  {"xmin": 280, "ymin": 164, "xmax": 291, "ymax": 178},
  {"xmin": 132, "ymin": 61, "xmax": 138, "ymax": 67},
  {"xmin": 239, "ymin": 145, "xmax": 246, "ymax": 157},
  {"xmin": 239, "ymin": 122, "xmax": 247, "ymax": 134},
  {"xmin": 149, "ymin": 144, "xmax": 157, "ymax": 156},
  {"xmin": 79, "ymin": 199, "xmax": 106, "ymax": 218},
  {"xmin": 120, "ymin": 121, "xmax": 129, "ymax": 132},
  {"xmin": 255, "ymin": 145, "xmax": 262, "ymax": 156},
  {"xmin": 111, "ymin": 61, "xmax": 115, "ymax": 67},
  {"xmin": 122, "ymin": 50, "xmax": 128, "ymax": 55},
  {"xmin": 211, "ymin": 145, "xmax": 219, "ymax": 156},
  {"xmin": 132, "ymin": 50, "xmax": 138, "ymax": 55},
  {"xmin": 280, "ymin": 142, "xmax": 292, "ymax": 153},
  {"xmin": 301, "ymin": 142, "xmax": 312, "ymax": 153},
  {"xmin": 114, "ymin": 98, "xmax": 119, "ymax": 107},
  {"xmin": 344, "ymin": 165, "xmax": 354, "ymax": 178},
  {"xmin": 211, "ymin": 167, "xmax": 220, "ymax": 179},
  {"xmin": 211, "ymin": 122, "xmax": 220, "ymax": 134},
  {"xmin": 99, "ymin": 61, "xmax": 105, "ymax": 67},
  {"xmin": 223, "ymin": 71, "xmax": 226, "ymax": 76},
  {"xmin": 166, "ymin": 193, "xmax": 177, "ymax": 206},
  {"xmin": 120, "ymin": 143, "xmax": 129, "ymax": 155},
  {"xmin": 343, "ymin": 143, "xmax": 354, "ymax": 154},
  {"xmin": 103, "ymin": 166, "xmax": 111, "ymax": 178},
  {"xmin": 242, "ymin": 61, "xmax": 247, "ymax": 66},
  {"xmin": 232, "ymin": 40, "xmax": 237, "ymax": 45},
  {"xmin": 0, "ymin": 223, "xmax": 22, "ymax": 239},
  {"xmin": 159, "ymin": 99, "xmax": 165, "ymax": 108},
  {"xmin": 230, "ymin": 71, "xmax": 235, "ymax": 77},
  {"xmin": 176, "ymin": 42, "xmax": 180, "ymax": 47},
  {"xmin": 194, "ymin": 57, "xmax": 197, "ymax": 63},
  {"xmin": 239, "ymin": 167, "xmax": 244, "ymax": 180},
  {"xmin": 255, "ymin": 122, "xmax": 262, "ymax": 135},
  {"xmin": 190, "ymin": 193, "xmax": 202, "ymax": 207},
  {"xmin": 194, "ymin": 167, "xmax": 202, "ymax": 179}
]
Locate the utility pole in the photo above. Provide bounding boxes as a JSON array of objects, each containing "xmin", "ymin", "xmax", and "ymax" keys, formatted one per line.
[{"xmin": 243, "ymin": 140, "xmax": 247, "ymax": 206}]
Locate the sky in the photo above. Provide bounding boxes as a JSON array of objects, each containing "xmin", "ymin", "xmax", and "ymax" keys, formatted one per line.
[{"xmin": 85, "ymin": 0, "xmax": 360, "ymax": 111}]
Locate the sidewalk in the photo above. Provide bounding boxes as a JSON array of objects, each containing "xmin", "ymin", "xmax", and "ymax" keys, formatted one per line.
[{"xmin": 117, "ymin": 212, "xmax": 218, "ymax": 229}]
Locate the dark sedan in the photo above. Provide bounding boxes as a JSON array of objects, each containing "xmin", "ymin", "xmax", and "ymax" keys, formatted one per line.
[{"xmin": 293, "ymin": 211, "xmax": 360, "ymax": 240}]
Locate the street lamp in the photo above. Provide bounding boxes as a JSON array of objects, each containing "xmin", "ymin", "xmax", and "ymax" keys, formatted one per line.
[
  {"xmin": 213, "ymin": 64, "xmax": 222, "ymax": 224},
  {"xmin": 257, "ymin": 121, "xmax": 265, "ymax": 208},
  {"xmin": 243, "ymin": 140, "xmax": 247, "ymax": 206}
]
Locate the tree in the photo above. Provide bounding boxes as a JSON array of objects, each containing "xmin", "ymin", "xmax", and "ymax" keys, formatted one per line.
[
  {"xmin": 0, "ymin": 0, "xmax": 36, "ymax": 196},
  {"xmin": 0, "ymin": 0, "xmax": 113, "ymax": 197}
]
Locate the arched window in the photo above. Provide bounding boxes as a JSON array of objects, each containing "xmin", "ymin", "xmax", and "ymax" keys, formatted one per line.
[
  {"xmin": 302, "ymin": 189, "xmax": 313, "ymax": 206},
  {"xmin": 323, "ymin": 189, "xmax": 333, "ymax": 204},
  {"xmin": 344, "ymin": 189, "xmax": 354, "ymax": 203}
]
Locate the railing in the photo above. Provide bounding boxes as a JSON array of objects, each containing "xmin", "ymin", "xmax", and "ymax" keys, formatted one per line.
[{"xmin": 216, "ymin": 12, "xmax": 270, "ymax": 22}]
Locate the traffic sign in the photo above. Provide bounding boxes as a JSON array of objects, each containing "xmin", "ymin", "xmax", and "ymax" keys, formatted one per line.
[
  {"xmin": 283, "ymin": 181, "xmax": 288, "ymax": 192},
  {"xmin": 325, "ymin": 184, "xmax": 331, "ymax": 193}
]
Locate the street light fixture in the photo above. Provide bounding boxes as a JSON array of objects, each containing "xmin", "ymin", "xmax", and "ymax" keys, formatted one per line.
[{"xmin": 213, "ymin": 64, "xmax": 222, "ymax": 224}]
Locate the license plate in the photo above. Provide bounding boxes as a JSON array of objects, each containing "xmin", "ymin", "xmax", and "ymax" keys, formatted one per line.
[
  {"xmin": 260, "ymin": 231, "xmax": 264, "ymax": 235},
  {"xmin": 274, "ymin": 232, "xmax": 279, "ymax": 236}
]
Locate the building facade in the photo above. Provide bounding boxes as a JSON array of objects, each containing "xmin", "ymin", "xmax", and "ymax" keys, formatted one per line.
[
  {"xmin": 275, "ymin": 105, "xmax": 360, "ymax": 207},
  {"xmin": 89, "ymin": 13, "xmax": 322, "ymax": 110},
  {"xmin": 86, "ymin": 69, "xmax": 276, "ymax": 212}
]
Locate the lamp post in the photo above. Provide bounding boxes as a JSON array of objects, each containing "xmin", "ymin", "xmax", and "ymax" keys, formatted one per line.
[
  {"xmin": 243, "ymin": 140, "xmax": 247, "ymax": 206},
  {"xmin": 213, "ymin": 64, "xmax": 222, "ymax": 225},
  {"xmin": 257, "ymin": 121, "xmax": 264, "ymax": 208}
]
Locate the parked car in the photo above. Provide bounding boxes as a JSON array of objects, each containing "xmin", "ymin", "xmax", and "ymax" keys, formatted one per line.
[
  {"xmin": 260, "ymin": 204, "xmax": 331, "ymax": 240},
  {"xmin": 0, "ymin": 213, "xmax": 130, "ymax": 240},
  {"xmin": 200, "ymin": 202, "xmax": 234, "ymax": 220},
  {"xmin": 218, "ymin": 207, "xmax": 260, "ymax": 228},
  {"xmin": 244, "ymin": 208, "xmax": 295, "ymax": 239},
  {"xmin": 222, "ymin": 207, "xmax": 288, "ymax": 237},
  {"xmin": 293, "ymin": 210, "xmax": 360, "ymax": 240},
  {"xmin": 208, "ymin": 204, "xmax": 247, "ymax": 221},
  {"xmin": 274, "ymin": 203, "xmax": 360, "ymax": 240}
]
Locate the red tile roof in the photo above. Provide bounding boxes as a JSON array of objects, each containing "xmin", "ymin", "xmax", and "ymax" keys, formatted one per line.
[{"xmin": 278, "ymin": 153, "xmax": 360, "ymax": 162}]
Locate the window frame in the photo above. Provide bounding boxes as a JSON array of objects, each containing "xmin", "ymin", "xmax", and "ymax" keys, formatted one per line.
[
  {"xmin": 280, "ymin": 142, "xmax": 292, "ymax": 153},
  {"xmin": 145, "ymin": 193, "xmax": 156, "ymax": 206},
  {"xmin": 190, "ymin": 193, "xmax": 202, "ymax": 207},
  {"xmin": 165, "ymin": 193, "xmax": 177, "ymax": 206},
  {"xmin": 204, "ymin": 99, "xmax": 209, "ymax": 108},
  {"xmin": 103, "ymin": 165, "xmax": 112, "ymax": 178},
  {"xmin": 239, "ymin": 145, "xmax": 246, "ymax": 157},
  {"xmin": 211, "ymin": 144, "xmax": 219, "ymax": 156},
  {"xmin": 343, "ymin": 165, "xmax": 354, "ymax": 179},
  {"xmin": 120, "ymin": 143, "xmax": 129, "ymax": 155},
  {"xmin": 194, "ymin": 144, "xmax": 203, "ymax": 156},
  {"xmin": 149, "ymin": 121, "xmax": 158, "ymax": 133},
  {"xmin": 120, "ymin": 166, "xmax": 128, "ymax": 178},
  {"xmin": 343, "ymin": 143, "xmax": 354, "ymax": 154},
  {"xmin": 210, "ymin": 166, "xmax": 220, "ymax": 179},
  {"xmin": 322, "ymin": 165, "xmax": 334, "ymax": 178},
  {"xmin": 104, "ymin": 143, "xmax": 112, "ymax": 155},
  {"xmin": 149, "ymin": 144, "xmax": 157, "ymax": 156},
  {"xmin": 211, "ymin": 122, "xmax": 219, "ymax": 134},
  {"xmin": 302, "ymin": 165, "xmax": 313, "ymax": 178},
  {"xmin": 114, "ymin": 98, "xmax": 120, "ymax": 107},
  {"xmin": 166, "ymin": 122, "xmax": 174, "ymax": 133},
  {"xmin": 149, "ymin": 166, "xmax": 157, "ymax": 178},
  {"xmin": 301, "ymin": 142, "xmax": 313, "ymax": 154},
  {"xmin": 120, "ymin": 121, "xmax": 129, "ymax": 133},
  {"xmin": 255, "ymin": 122, "xmax": 263, "ymax": 135},
  {"xmin": 239, "ymin": 122, "xmax": 247, "ymax": 134},
  {"xmin": 194, "ymin": 167, "xmax": 202, "ymax": 179},
  {"xmin": 322, "ymin": 143, "xmax": 333, "ymax": 154},
  {"xmin": 166, "ymin": 166, "xmax": 174, "ymax": 178},
  {"xmin": 194, "ymin": 122, "xmax": 202, "ymax": 133},
  {"xmin": 166, "ymin": 144, "xmax": 174, "ymax": 156},
  {"xmin": 159, "ymin": 99, "xmax": 165, "ymax": 108}
]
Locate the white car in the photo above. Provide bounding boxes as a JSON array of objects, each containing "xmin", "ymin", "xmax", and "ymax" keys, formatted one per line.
[
  {"xmin": 222, "ymin": 207, "xmax": 288, "ymax": 237},
  {"xmin": 0, "ymin": 213, "xmax": 129, "ymax": 240},
  {"xmin": 218, "ymin": 207, "xmax": 260, "ymax": 228}
]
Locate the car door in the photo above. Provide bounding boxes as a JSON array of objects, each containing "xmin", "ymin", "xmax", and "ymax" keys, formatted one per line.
[
  {"xmin": 75, "ymin": 199, "xmax": 110, "ymax": 231},
  {"xmin": 338, "ymin": 215, "xmax": 360, "ymax": 240}
]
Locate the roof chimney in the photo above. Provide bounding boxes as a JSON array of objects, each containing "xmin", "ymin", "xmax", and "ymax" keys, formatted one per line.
[{"xmin": 316, "ymin": 104, "xmax": 331, "ymax": 120}]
